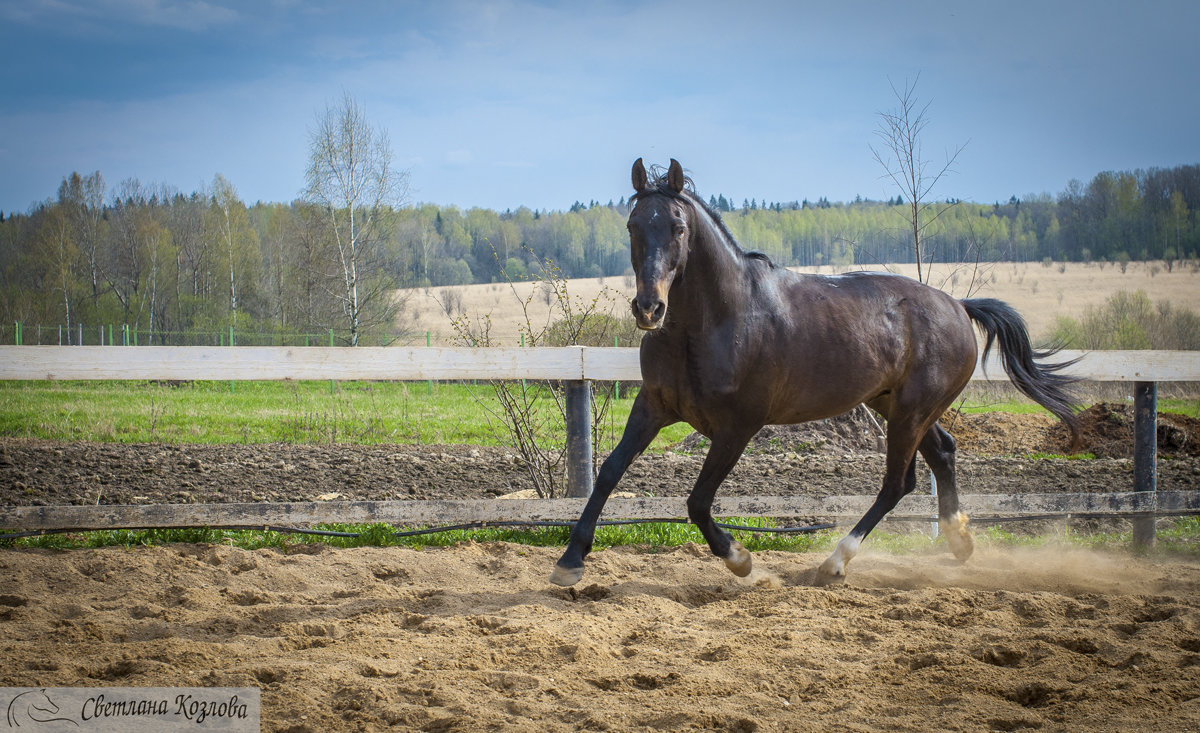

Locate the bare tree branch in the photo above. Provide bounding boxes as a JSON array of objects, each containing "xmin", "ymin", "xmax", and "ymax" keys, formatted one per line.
[{"xmin": 869, "ymin": 74, "xmax": 968, "ymax": 283}]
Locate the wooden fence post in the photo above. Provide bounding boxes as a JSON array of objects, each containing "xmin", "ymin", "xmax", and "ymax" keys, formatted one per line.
[
  {"xmin": 565, "ymin": 380, "xmax": 594, "ymax": 498},
  {"xmin": 1132, "ymin": 380, "xmax": 1157, "ymax": 548}
]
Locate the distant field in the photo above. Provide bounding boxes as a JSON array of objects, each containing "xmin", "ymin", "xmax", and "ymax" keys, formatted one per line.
[{"xmin": 398, "ymin": 260, "xmax": 1200, "ymax": 347}]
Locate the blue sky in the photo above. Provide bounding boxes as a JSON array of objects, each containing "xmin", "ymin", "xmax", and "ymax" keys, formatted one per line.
[{"xmin": 2, "ymin": 0, "xmax": 1198, "ymax": 214}]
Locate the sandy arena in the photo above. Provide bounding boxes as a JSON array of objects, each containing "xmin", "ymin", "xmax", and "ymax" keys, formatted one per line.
[
  {"xmin": 2, "ymin": 406, "xmax": 1200, "ymax": 731},
  {"xmin": 2, "ymin": 541, "xmax": 1199, "ymax": 732}
]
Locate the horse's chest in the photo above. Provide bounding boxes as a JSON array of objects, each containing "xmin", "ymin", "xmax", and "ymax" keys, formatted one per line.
[{"xmin": 642, "ymin": 337, "xmax": 756, "ymax": 432}]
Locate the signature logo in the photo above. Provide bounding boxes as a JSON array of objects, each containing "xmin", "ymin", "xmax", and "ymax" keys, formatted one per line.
[{"xmin": 5, "ymin": 689, "xmax": 78, "ymax": 728}]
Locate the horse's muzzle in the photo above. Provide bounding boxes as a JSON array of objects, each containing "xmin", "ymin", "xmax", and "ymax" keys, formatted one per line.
[{"xmin": 632, "ymin": 296, "xmax": 666, "ymax": 330}]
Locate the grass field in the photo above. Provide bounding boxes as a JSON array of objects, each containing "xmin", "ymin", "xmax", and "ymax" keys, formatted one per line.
[
  {"xmin": 0, "ymin": 380, "xmax": 695, "ymax": 452},
  {"xmin": 2, "ymin": 380, "xmax": 1196, "ymax": 448}
]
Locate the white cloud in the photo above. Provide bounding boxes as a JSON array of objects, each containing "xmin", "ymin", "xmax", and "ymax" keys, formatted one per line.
[{"xmin": 5, "ymin": 0, "xmax": 238, "ymax": 32}]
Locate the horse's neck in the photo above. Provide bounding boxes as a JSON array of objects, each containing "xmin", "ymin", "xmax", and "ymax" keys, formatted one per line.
[{"xmin": 675, "ymin": 209, "xmax": 748, "ymax": 321}]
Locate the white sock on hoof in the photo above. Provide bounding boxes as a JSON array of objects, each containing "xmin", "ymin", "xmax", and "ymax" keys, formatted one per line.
[{"xmin": 818, "ymin": 534, "xmax": 861, "ymax": 577}]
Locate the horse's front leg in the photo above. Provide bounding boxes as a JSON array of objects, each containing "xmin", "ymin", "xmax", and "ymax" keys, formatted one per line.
[
  {"xmin": 686, "ymin": 432, "xmax": 756, "ymax": 578},
  {"xmin": 549, "ymin": 393, "xmax": 666, "ymax": 587}
]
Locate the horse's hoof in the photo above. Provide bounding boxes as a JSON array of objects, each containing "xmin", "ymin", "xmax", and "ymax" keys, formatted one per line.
[
  {"xmin": 816, "ymin": 556, "xmax": 846, "ymax": 580},
  {"xmin": 940, "ymin": 512, "xmax": 975, "ymax": 563},
  {"xmin": 817, "ymin": 534, "xmax": 859, "ymax": 581},
  {"xmin": 814, "ymin": 566, "xmax": 846, "ymax": 587},
  {"xmin": 723, "ymin": 541, "xmax": 752, "ymax": 577},
  {"xmin": 549, "ymin": 564, "xmax": 585, "ymax": 587}
]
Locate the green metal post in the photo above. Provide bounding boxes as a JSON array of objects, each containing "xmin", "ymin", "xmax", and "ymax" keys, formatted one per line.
[
  {"xmin": 426, "ymin": 331, "xmax": 433, "ymax": 395},
  {"xmin": 108, "ymin": 324, "xmax": 113, "ymax": 346}
]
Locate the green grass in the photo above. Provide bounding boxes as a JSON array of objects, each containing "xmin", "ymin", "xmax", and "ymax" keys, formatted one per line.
[
  {"xmin": 1025, "ymin": 452, "xmax": 1098, "ymax": 460},
  {"xmin": 6, "ymin": 517, "xmax": 1198, "ymax": 559},
  {"xmin": 951, "ymin": 388, "xmax": 1200, "ymax": 420},
  {"xmin": 1, "ymin": 380, "xmax": 1194, "ymax": 450},
  {"xmin": 1161, "ymin": 399, "xmax": 1200, "ymax": 419},
  {"xmin": 1, "ymin": 518, "xmax": 839, "ymax": 554},
  {"xmin": 974, "ymin": 516, "xmax": 1200, "ymax": 556},
  {"xmin": 0, "ymin": 380, "xmax": 693, "ymax": 452}
]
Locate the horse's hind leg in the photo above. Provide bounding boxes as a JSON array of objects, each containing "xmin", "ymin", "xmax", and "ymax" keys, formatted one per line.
[
  {"xmin": 919, "ymin": 423, "xmax": 974, "ymax": 562},
  {"xmin": 687, "ymin": 432, "xmax": 757, "ymax": 577}
]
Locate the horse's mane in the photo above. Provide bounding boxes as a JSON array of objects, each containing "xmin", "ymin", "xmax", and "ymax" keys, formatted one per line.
[{"xmin": 630, "ymin": 165, "xmax": 777, "ymax": 269}]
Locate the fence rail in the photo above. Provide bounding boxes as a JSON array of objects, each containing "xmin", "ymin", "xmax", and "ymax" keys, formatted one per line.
[
  {"xmin": 1, "ymin": 345, "xmax": 1198, "ymax": 382},
  {"xmin": 4, "ymin": 492, "xmax": 1199, "ymax": 534},
  {"xmin": 1, "ymin": 346, "xmax": 1198, "ymax": 545}
]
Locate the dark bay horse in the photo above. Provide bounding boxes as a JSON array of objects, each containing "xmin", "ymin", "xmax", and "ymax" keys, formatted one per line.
[{"xmin": 549, "ymin": 158, "xmax": 1080, "ymax": 587}]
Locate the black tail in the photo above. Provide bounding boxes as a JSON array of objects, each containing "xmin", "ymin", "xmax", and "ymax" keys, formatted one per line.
[{"xmin": 962, "ymin": 298, "xmax": 1082, "ymax": 446}]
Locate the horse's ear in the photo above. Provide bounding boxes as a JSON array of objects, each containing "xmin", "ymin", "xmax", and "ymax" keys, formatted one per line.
[
  {"xmin": 667, "ymin": 159, "xmax": 685, "ymax": 194},
  {"xmin": 632, "ymin": 158, "xmax": 648, "ymax": 192}
]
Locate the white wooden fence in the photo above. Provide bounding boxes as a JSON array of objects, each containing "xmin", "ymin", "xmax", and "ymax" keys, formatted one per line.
[
  {"xmin": 1, "ymin": 345, "xmax": 1197, "ymax": 382},
  {"xmin": 1, "ymin": 346, "xmax": 1198, "ymax": 544}
]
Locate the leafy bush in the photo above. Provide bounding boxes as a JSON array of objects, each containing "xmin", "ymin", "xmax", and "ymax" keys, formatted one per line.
[{"xmin": 1044, "ymin": 290, "xmax": 1200, "ymax": 349}]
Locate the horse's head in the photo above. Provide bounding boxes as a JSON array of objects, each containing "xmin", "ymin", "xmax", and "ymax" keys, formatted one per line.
[{"xmin": 628, "ymin": 157, "xmax": 690, "ymax": 331}]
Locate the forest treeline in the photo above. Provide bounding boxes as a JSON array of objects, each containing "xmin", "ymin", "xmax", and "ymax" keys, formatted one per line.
[{"xmin": 1, "ymin": 164, "xmax": 1198, "ymax": 345}]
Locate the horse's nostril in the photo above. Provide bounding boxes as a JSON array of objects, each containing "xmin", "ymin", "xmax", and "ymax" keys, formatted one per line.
[{"xmin": 633, "ymin": 296, "xmax": 664, "ymax": 320}]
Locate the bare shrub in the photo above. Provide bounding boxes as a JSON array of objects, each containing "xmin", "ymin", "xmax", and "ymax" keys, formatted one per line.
[
  {"xmin": 449, "ymin": 246, "xmax": 631, "ymax": 497},
  {"xmin": 439, "ymin": 288, "xmax": 464, "ymax": 317}
]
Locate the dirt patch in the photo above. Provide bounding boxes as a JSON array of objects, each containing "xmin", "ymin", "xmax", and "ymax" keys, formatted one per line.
[
  {"xmin": 675, "ymin": 405, "xmax": 888, "ymax": 455},
  {"xmin": 1, "ymin": 542, "xmax": 1198, "ymax": 732},
  {"xmin": 3, "ymin": 436, "xmax": 1200, "ymax": 510},
  {"xmin": 942, "ymin": 411, "xmax": 1060, "ymax": 455},
  {"xmin": 670, "ymin": 403, "xmax": 1199, "ymax": 463},
  {"xmin": 1042, "ymin": 402, "xmax": 1200, "ymax": 458}
]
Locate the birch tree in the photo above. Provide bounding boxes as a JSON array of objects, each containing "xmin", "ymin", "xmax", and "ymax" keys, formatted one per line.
[
  {"xmin": 303, "ymin": 92, "xmax": 409, "ymax": 345},
  {"xmin": 870, "ymin": 75, "xmax": 966, "ymax": 283},
  {"xmin": 57, "ymin": 171, "xmax": 105, "ymax": 311}
]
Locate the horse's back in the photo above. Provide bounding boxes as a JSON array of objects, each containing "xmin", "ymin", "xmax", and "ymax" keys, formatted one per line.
[{"xmin": 758, "ymin": 269, "xmax": 977, "ymax": 420}]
